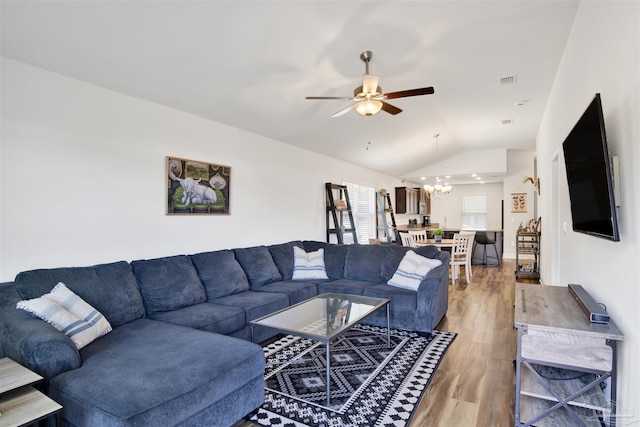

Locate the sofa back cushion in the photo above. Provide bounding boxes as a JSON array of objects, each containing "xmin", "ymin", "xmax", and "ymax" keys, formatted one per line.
[
  {"xmin": 190, "ymin": 250, "xmax": 250, "ymax": 299},
  {"xmin": 343, "ymin": 245, "xmax": 386, "ymax": 282},
  {"xmin": 233, "ymin": 246, "xmax": 282, "ymax": 288},
  {"xmin": 268, "ymin": 241, "xmax": 304, "ymax": 280},
  {"xmin": 302, "ymin": 241, "xmax": 347, "ymax": 280},
  {"xmin": 131, "ymin": 255, "xmax": 206, "ymax": 315},
  {"xmin": 14, "ymin": 261, "xmax": 145, "ymax": 327}
]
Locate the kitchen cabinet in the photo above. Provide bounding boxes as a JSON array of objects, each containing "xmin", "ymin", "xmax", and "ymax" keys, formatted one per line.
[{"xmin": 395, "ymin": 187, "xmax": 420, "ymax": 214}]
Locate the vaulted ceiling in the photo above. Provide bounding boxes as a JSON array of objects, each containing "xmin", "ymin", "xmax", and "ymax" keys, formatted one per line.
[{"xmin": 1, "ymin": 1, "xmax": 579, "ymax": 184}]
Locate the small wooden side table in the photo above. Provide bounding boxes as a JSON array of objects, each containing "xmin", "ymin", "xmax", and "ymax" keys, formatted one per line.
[{"xmin": 0, "ymin": 358, "xmax": 62, "ymax": 427}]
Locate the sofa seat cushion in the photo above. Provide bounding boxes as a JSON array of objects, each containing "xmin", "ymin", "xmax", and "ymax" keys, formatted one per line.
[
  {"xmin": 234, "ymin": 246, "xmax": 282, "ymax": 288},
  {"xmin": 148, "ymin": 302, "xmax": 246, "ymax": 335},
  {"xmin": 211, "ymin": 290, "xmax": 288, "ymax": 322},
  {"xmin": 362, "ymin": 284, "xmax": 418, "ymax": 310},
  {"xmin": 14, "ymin": 261, "xmax": 145, "ymax": 327},
  {"xmin": 48, "ymin": 319, "xmax": 264, "ymax": 427},
  {"xmin": 190, "ymin": 250, "xmax": 249, "ymax": 299},
  {"xmin": 131, "ymin": 255, "xmax": 206, "ymax": 315},
  {"xmin": 252, "ymin": 280, "xmax": 318, "ymax": 305},
  {"xmin": 316, "ymin": 279, "xmax": 375, "ymax": 296}
]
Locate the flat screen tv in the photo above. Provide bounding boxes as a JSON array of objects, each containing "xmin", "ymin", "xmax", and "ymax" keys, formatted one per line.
[{"xmin": 562, "ymin": 93, "xmax": 620, "ymax": 241}]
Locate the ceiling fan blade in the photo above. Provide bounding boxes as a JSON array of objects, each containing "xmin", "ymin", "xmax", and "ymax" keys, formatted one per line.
[
  {"xmin": 331, "ymin": 105, "xmax": 354, "ymax": 118},
  {"xmin": 306, "ymin": 96, "xmax": 355, "ymax": 100},
  {"xmin": 381, "ymin": 102, "xmax": 402, "ymax": 115},
  {"xmin": 384, "ymin": 87, "xmax": 435, "ymax": 99},
  {"xmin": 362, "ymin": 74, "xmax": 379, "ymax": 94}
]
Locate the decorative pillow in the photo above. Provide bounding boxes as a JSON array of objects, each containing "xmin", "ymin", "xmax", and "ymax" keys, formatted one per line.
[
  {"xmin": 387, "ymin": 250, "xmax": 442, "ymax": 291},
  {"xmin": 292, "ymin": 247, "xmax": 329, "ymax": 280},
  {"xmin": 16, "ymin": 282, "xmax": 112, "ymax": 349}
]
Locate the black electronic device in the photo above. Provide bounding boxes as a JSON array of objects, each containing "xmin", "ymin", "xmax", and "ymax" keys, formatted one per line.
[
  {"xmin": 568, "ymin": 283, "xmax": 610, "ymax": 324},
  {"xmin": 562, "ymin": 93, "xmax": 620, "ymax": 241}
]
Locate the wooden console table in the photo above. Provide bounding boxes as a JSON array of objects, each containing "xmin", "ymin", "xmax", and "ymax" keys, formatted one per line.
[
  {"xmin": 0, "ymin": 358, "xmax": 62, "ymax": 427},
  {"xmin": 514, "ymin": 284, "xmax": 624, "ymax": 427}
]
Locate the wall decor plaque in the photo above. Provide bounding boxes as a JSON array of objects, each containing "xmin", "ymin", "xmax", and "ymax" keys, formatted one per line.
[
  {"xmin": 167, "ymin": 156, "xmax": 230, "ymax": 215},
  {"xmin": 511, "ymin": 192, "xmax": 527, "ymax": 213}
]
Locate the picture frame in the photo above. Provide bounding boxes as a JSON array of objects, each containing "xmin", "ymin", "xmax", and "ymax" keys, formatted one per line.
[
  {"xmin": 167, "ymin": 156, "xmax": 230, "ymax": 215},
  {"xmin": 511, "ymin": 192, "xmax": 527, "ymax": 213}
]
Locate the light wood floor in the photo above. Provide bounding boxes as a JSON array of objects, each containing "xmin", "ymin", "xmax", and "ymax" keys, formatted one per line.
[{"xmin": 235, "ymin": 259, "xmax": 538, "ymax": 427}]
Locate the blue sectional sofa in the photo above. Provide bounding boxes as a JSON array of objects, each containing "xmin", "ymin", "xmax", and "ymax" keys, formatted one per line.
[{"xmin": 0, "ymin": 240, "xmax": 449, "ymax": 427}]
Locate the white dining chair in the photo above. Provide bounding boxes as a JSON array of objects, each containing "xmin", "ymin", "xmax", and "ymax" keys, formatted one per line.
[
  {"xmin": 450, "ymin": 233, "xmax": 474, "ymax": 283},
  {"xmin": 408, "ymin": 230, "xmax": 428, "ymax": 244},
  {"xmin": 459, "ymin": 231, "xmax": 476, "ymax": 279},
  {"xmin": 399, "ymin": 232, "xmax": 416, "ymax": 248}
]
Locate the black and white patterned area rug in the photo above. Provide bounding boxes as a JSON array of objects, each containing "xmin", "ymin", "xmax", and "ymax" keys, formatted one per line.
[{"xmin": 249, "ymin": 324, "xmax": 456, "ymax": 427}]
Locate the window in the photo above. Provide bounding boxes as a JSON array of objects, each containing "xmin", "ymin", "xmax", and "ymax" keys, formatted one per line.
[
  {"xmin": 344, "ymin": 182, "xmax": 376, "ymax": 244},
  {"xmin": 461, "ymin": 195, "xmax": 487, "ymax": 230}
]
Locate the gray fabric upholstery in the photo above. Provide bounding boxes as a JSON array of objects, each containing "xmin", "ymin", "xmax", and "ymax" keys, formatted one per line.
[
  {"xmin": 148, "ymin": 302, "xmax": 246, "ymax": 335},
  {"xmin": 316, "ymin": 279, "xmax": 373, "ymax": 295},
  {"xmin": 14, "ymin": 261, "xmax": 145, "ymax": 327},
  {"xmin": 190, "ymin": 250, "xmax": 249, "ymax": 299},
  {"xmin": 302, "ymin": 241, "xmax": 347, "ymax": 279},
  {"xmin": 212, "ymin": 290, "xmax": 288, "ymax": 322},
  {"xmin": 234, "ymin": 246, "xmax": 282, "ymax": 288},
  {"xmin": 343, "ymin": 245, "xmax": 386, "ymax": 282},
  {"xmin": 0, "ymin": 240, "xmax": 450, "ymax": 426},
  {"xmin": 268, "ymin": 241, "xmax": 304, "ymax": 280},
  {"xmin": 253, "ymin": 280, "xmax": 318, "ymax": 305},
  {"xmin": 131, "ymin": 255, "xmax": 206, "ymax": 314},
  {"xmin": 0, "ymin": 282, "xmax": 80, "ymax": 378},
  {"xmin": 48, "ymin": 319, "xmax": 264, "ymax": 427}
]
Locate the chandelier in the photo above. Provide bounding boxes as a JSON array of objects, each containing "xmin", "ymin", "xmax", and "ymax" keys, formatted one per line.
[{"xmin": 424, "ymin": 134, "xmax": 452, "ymax": 199}]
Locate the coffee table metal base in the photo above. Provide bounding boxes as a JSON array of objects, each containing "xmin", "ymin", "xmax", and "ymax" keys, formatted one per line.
[{"xmin": 252, "ymin": 295, "xmax": 390, "ymax": 406}]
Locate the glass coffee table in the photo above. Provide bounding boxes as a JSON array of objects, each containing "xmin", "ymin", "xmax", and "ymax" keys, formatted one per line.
[{"xmin": 251, "ymin": 293, "xmax": 390, "ymax": 405}]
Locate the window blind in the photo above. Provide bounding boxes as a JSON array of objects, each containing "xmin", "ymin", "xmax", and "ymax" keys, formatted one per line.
[
  {"xmin": 344, "ymin": 182, "xmax": 376, "ymax": 244},
  {"xmin": 461, "ymin": 195, "xmax": 487, "ymax": 230}
]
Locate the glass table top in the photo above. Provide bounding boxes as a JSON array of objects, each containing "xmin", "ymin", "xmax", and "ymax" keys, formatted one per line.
[{"xmin": 251, "ymin": 293, "xmax": 389, "ymax": 341}]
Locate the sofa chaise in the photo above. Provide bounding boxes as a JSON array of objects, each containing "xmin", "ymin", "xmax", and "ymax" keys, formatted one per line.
[{"xmin": 0, "ymin": 240, "xmax": 449, "ymax": 426}]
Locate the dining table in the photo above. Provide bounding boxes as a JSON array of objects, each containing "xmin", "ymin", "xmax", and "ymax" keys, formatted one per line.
[{"xmin": 414, "ymin": 238, "xmax": 454, "ymax": 249}]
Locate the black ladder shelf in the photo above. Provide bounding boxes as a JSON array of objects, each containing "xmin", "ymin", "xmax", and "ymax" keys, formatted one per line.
[
  {"xmin": 376, "ymin": 190, "xmax": 397, "ymax": 243},
  {"xmin": 325, "ymin": 183, "xmax": 358, "ymax": 244}
]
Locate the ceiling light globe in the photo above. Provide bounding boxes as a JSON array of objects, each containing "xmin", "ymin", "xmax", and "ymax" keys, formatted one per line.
[{"xmin": 355, "ymin": 100, "xmax": 383, "ymax": 116}]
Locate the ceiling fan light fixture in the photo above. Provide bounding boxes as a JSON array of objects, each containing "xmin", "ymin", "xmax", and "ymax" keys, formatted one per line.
[{"xmin": 355, "ymin": 100, "xmax": 383, "ymax": 116}]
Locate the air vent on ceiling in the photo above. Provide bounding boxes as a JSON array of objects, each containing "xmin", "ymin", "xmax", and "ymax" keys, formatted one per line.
[
  {"xmin": 500, "ymin": 75, "xmax": 517, "ymax": 85},
  {"xmin": 502, "ymin": 119, "xmax": 514, "ymax": 125}
]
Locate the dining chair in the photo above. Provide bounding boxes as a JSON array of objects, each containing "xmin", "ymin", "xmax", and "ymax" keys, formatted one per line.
[
  {"xmin": 475, "ymin": 231, "xmax": 501, "ymax": 266},
  {"xmin": 399, "ymin": 232, "xmax": 416, "ymax": 248},
  {"xmin": 459, "ymin": 231, "xmax": 476, "ymax": 279},
  {"xmin": 450, "ymin": 233, "xmax": 473, "ymax": 283},
  {"xmin": 408, "ymin": 230, "xmax": 428, "ymax": 244}
]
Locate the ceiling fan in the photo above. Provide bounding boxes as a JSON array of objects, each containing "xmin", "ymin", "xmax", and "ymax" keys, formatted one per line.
[{"xmin": 306, "ymin": 51, "xmax": 434, "ymax": 118}]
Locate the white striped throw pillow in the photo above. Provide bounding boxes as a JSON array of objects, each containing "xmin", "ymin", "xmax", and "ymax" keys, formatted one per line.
[
  {"xmin": 17, "ymin": 282, "xmax": 112, "ymax": 349},
  {"xmin": 292, "ymin": 246, "xmax": 329, "ymax": 280},
  {"xmin": 387, "ymin": 250, "xmax": 442, "ymax": 291}
]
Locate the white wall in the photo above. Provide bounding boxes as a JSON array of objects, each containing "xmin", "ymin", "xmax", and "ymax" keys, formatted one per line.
[
  {"xmin": 0, "ymin": 58, "xmax": 404, "ymax": 281},
  {"xmin": 428, "ymin": 182, "xmax": 504, "ymax": 231},
  {"xmin": 503, "ymin": 149, "xmax": 536, "ymax": 259},
  {"xmin": 537, "ymin": 1, "xmax": 639, "ymax": 419}
]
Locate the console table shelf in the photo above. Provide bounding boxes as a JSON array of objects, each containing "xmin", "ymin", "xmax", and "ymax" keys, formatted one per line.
[
  {"xmin": 516, "ymin": 232, "xmax": 540, "ymax": 279},
  {"xmin": 514, "ymin": 284, "xmax": 623, "ymax": 427}
]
